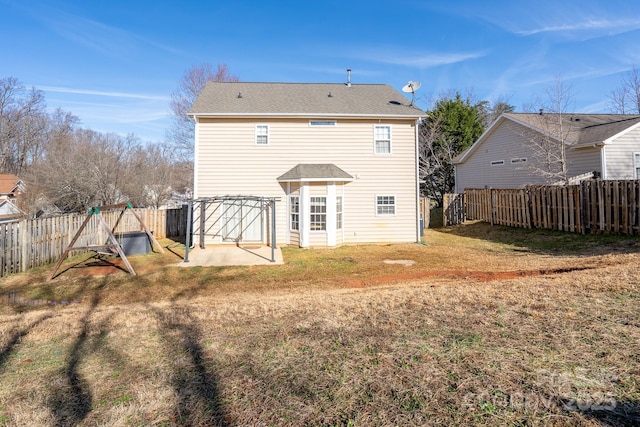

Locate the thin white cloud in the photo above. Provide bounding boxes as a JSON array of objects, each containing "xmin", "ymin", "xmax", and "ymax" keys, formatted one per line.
[
  {"xmin": 356, "ymin": 50, "xmax": 486, "ymax": 69},
  {"xmin": 24, "ymin": 5, "xmax": 182, "ymax": 58},
  {"xmin": 40, "ymin": 86, "xmax": 169, "ymax": 101},
  {"xmin": 516, "ymin": 18, "xmax": 640, "ymax": 36}
]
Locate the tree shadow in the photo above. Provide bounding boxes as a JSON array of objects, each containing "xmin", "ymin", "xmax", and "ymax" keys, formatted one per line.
[
  {"xmin": 437, "ymin": 221, "xmax": 640, "ymax": 256},
  {"xmin": 0, "ymin": 312, "xmax": 53, "ymax": 370},
  {"xmin": 150, "ymin": 304, "xmax": 228, "ymax": 426},
  {"xmin": 561, "ymin": 398, "xmax": 640, "ymax": 426},
  {"xmin": 46, "ymin": 279, "xmax": 108, "ymax": 426}
]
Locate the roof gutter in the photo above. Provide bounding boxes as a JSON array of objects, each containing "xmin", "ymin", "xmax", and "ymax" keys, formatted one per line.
[{"xmin": 187, "ymin": 112, "xmax": 425, "ymax": 120}]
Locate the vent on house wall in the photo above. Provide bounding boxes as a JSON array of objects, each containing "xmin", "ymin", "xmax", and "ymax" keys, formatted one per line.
[{"xmin": 310, "ymin": 120, "xmax": 336, "ymax": 127}]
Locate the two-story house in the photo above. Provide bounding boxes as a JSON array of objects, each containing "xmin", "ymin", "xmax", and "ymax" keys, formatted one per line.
[{"xmin": 188, "ymin": 81, "xmax": 425, "ymax": 248}]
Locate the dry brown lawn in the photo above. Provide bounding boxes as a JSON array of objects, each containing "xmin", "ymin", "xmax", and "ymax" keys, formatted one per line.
[{"xmin": 0, "ymin": 222, "xmax": 639, "ymax": 426}]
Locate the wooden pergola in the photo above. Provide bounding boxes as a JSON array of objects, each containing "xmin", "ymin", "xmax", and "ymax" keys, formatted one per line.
[{"xmin": 184, "ymin": 196, "xmax": 279, "ymax": 263}]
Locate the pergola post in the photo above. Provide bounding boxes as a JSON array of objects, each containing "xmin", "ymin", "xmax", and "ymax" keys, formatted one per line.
[
  {"xmin": 270, "ymin": 198, "xmax": 276, "ymax": 262},
  {"xmin": 184, "ymin": 199, "xmax": 193, "ymax": 263}
]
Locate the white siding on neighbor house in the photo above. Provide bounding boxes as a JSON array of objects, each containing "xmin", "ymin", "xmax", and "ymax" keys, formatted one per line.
[
  {"xmin": 195, "ymin": 117, "xmax": 418, "ymax": 246},
  {"xmin": 603, "ymin": 126, "xmax": 640, "ymax": 179},
  {"xmin": 456, "ymin": 120, "xmax": 607, "ymax": 191},
  {"xmin": 455, "ymin": 120, "xmax": 550, "ymax": 192},
  {"xmin": 566, "ymin": 146, "xmax": 601, "ymax": 178}
]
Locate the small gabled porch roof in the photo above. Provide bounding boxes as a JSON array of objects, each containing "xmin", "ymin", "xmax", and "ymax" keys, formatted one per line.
[{"xmin": 277, "ymin": 164, "xmax": 354, "ymax": 183}]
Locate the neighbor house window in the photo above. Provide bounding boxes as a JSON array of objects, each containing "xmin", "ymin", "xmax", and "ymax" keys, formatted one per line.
[
  {"xmin": 310, "ymin": 120, "xmax": 336, "ymax": 127},
  {"xmin": 290, "ymin": 196, "xmax": 299, "ymax": 231},
  {"xmin": 511, "ymin": 158, "xmax": 527, "ymax": 164},
  {"xmin": 376, "ymin": 195, "xmax": 396, "ymax": 215},
  {"xmin": 374, "ymin": 125, "xmax": 391, "ymax": 154},
  {"xmin": 635, "ymin": 153, "xmax": 640, "ymax": 179},
  {"xmin": 255, "ymin": 125, "xmax": 269, "ymax": 145},
  {"xmin": 310, "ymin": 197, "xmax": 327, "ymax": 231},
  {"xmin": 336, "ymin": 196, "xmax": 343, "ymax": 229},
  {"xmin": 491, "ymin": 160, "xmax": 504, "ymax": 166}
]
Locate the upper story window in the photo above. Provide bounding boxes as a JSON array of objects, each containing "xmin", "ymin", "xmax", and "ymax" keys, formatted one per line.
[
  {"xmin": 255, "ymin": 125, "xmax": 269, "ymax": 145},
  {"xmin": 374, "ymin": 125, "xmax": 392, "ymax": 154},
  {"xmin": 511, "ymin": 158, "xmax": 527, "ymax": 164},
  {"xmin": 491, "ymin": 160, "xmax": 504, "ymax": 166},
  {"xmin": 310, "ymin": 120, "xmax": 336, "ymax": 127}
]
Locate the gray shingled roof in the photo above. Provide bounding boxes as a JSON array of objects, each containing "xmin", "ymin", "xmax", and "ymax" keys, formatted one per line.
[
  {"xmin": 277, "ymin": 164, "xmax": 354, "ymax": 182},
  {"xmin": 505, "ymin": 113, "xmax": 640, "ymax": 145},
  {"xmin": 189, "ymin": 82, "xmax": 424, "ymax": 117},
  {"xmin": 454, "ymin": 112, "xmax": 640, "ymax": 164}
]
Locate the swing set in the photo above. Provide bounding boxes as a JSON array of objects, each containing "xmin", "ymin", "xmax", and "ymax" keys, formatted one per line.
[{"xmin": 48, "ymin": 203, "xmax": 164, "ymax": 280}]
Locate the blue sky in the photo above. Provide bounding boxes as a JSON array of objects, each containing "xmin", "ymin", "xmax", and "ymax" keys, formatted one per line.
[{"xmin": 2, "ymin": 0, "xmax": 640, "ymax": 144}]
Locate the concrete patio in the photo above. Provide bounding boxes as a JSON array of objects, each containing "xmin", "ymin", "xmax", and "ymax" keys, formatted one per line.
[{"xmin": 177, "ymin": 245, "xmax": 284, "ymax": 267}]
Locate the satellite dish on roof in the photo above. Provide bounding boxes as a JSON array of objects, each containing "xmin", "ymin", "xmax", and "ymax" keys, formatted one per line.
[{"xmin": 402, "ymin": 81, "xmax": 421, "ymax": 105}]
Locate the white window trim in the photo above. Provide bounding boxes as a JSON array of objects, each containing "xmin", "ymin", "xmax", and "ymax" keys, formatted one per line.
[
  {"xmin": 375, "ymin": 194, "xmax": 396, "ymax": 216},
  {"xmin": 309, "ymin": 196, "xmax": 327, "ymax": 232},
  {"xmin": 336, "ymin": 195, "xmax": 343, "ymax": 230},
  {"xmin": 634, "ymin": 152, "xmax": 640, "ymax": 179},
  {"xmin": 491, "ymin": 160, "xmax": 504, "ymax": 166},
  {"xmin": 309, "ymin": 120, "xmax": 337, "ymax": 127},
  {"xmin": 374, "ymin": 124, "xmax": 392, "ymax": 155},
  {"xmin": 289, "ymin": 195, "xmax": 300, "ymax": 231},
  {"xmin": 255, "ymin": 124, "xmax": 269, "ymax": 145}
]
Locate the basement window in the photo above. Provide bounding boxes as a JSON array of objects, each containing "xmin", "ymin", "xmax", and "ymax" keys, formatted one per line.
[{"xmin": 491, "ymin": 160, "xmax": 504, "ymax": 166}]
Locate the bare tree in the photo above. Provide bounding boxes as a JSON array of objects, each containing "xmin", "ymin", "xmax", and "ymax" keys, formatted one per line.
[
  {"xmin": 478, "ymin": 94, "xmax": 516, "ymax": 127},
  {"xmin": 608, "ymin": 65, "xmax": 640, "ymax": 114},
  {"xmin": 0, "ymin": 77, "xmax": 48, "ymax": 175},
  {"xmin": 523, "ymin": 76, "xmax": 575, "ymax": 184},
  {"xmin": 166, "ymin": 63, "xmax": 239, "ymax": 161}
]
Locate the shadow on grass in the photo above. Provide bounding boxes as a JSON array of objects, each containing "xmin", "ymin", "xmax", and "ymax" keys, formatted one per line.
[
  {"xmin": 151, "ymin": 304, "xmax": 228, "ymax": 426},
  {"xmin": 563, "ymin": 399, "xmax": 640, "ymax": 427},
  {"xmin": 51, "ymin": 252, "xmax": 131, "ymax": 280},
  {"xmin": 0, "ymin": 313, "xmax": 53, "ymax": 370},
  {"xmin": 439, "ymin": 221, "xmax": 640, "ymax": 256},
  {"xmin": 46, "ymin": 278, "xmax": 110, "ymax": 426}
]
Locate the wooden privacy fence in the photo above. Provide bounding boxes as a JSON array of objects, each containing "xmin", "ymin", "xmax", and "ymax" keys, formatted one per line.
[
  {"xmin": 0, "ymin": 206, "xmax": 187, "ymax": 277},
  {"xmin": 444, "ymin": 180, "xmax": 640, "ymax": 235},
  {"xmin": 443, "ymin": 193, "xmax": 465, "ymax": 227}
]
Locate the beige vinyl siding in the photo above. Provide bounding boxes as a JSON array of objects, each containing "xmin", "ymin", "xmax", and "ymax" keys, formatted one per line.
[
  {"xmin": 195, "ymin": 117, "xmax": 418, "ymax": 246},
  {"xmin": 456, "ymin": 121, "xmax": 549, "ymax": 192},
  {"xmin": 603, "ymin": 126, "xmax": 640, "ymax": 179}
]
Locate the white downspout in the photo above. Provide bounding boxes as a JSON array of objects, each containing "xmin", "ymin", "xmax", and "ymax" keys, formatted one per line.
[
  {"xmin": 601, "ymin": 145, "xmax": 607, "ymax": 179},
  {"xmin": 192, "ymin": 116, "xmax": 200, "ymax": 198},
  {"xmin": 300, "ymin": 183, "xmax": 309, "ymax": 248}
]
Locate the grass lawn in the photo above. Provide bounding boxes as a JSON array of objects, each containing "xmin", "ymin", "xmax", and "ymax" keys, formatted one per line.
[{"xmin": 0, "ymin": 222, "xmax": 639, "ymax": 426}]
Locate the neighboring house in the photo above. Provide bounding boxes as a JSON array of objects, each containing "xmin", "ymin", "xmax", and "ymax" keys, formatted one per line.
[
  {"xmin": 188, "ymin": 81, "xmax": 425, "ymax": 247},
  {"xmin": 0, "ymin": 174, "xmax": 25, "ymax": 222},
  {"xmin": 454, "ymin": 113, "xmax": 640, "ymax": 193}
]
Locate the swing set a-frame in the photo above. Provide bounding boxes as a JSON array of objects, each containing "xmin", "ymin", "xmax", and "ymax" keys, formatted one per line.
[{"xmin": 48, "ymin": 203, "xmax": 164, "ymax": 280}]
